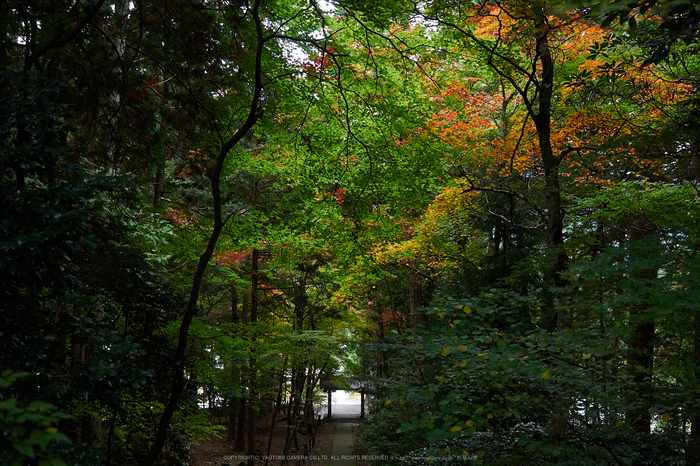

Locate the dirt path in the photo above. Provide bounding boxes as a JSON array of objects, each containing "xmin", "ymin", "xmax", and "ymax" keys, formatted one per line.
[
  {"xmin": 328, "ymin": 422, "xmax": 358, "ymax": 465},
  {"xmin": 191, "ymin": 391, "xmax": 371, "ymax": 465},
  {"xmin": 190, "ymin": 414, "xmax": 362, "ymax": 466}
]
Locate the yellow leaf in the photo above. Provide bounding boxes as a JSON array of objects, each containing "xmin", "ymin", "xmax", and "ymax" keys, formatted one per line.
[
  {"xmin": 463, "ymin": 306, "xmax": 472, "ymax": 314},
  {"xmin": 616, "ymin": 420, "xmax": 624, "ymax": 427},
  {"xmin": 451, "ymin": 426, "xmax": 462, "ymax": 432},
  {"xmin": 385, "ymin": 399, "xmax": 392, "ymax": 405},
  {"xmin": 465, "ymin": 420, "xmax": 474, "ymax": 427},
  {"xmin": 662, "ymin": 413, "xmax": 670, "ymax": 423},
  {"xmin": 459, "ymin": 345, "xmax": 468, "ymax": 352},
  {"xmin": 441, "ymin": 346, "xmax": 451, "ymax": 356},
  {"xmin": 541, "ymin": 369, "xmax": 552, "ymax": 380}
]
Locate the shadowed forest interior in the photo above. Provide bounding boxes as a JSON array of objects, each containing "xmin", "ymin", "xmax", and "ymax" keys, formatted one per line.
[{"xmin": 3, "ymin": 0, "xmax": 700, "ymax": 465}]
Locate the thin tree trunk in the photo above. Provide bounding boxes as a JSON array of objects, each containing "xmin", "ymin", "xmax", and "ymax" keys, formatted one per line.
[
  {"xmin": 229, "ymin": 286, "xmax": 239, "ymax": 439},
  {"xmin": 409, "ymin": 271, "xmax": 422, "ymax": 330},
  {"xmin": 282, "ymin": 372, "xmax": 296, "ymax": 461},
  {"xmin": 143, "ymin": 1, "xmax": 265, "ymax": 460},
  {"xmin": 247, "ymin": 248, "xmax": 259, "ymax": 466},
  {"xmin": 153, "ymin": 165, "xmax": 164, "ymax": 207},
  {"xmin": 689, "ymin": 153, "xmax": 700, "ymax": 463},
  {"xmin": 228, "ymin": 401, "xmax": 237, "ymax": 441},
  {"xmin": 235, "ymin": 291, "xmax": 248, "ymax": 451},
  {"xmin": 378, "ymin": 310, "xmax": 388, "ymax": 379},
  {"xmin": 689, "ymin": 324, "xmax": 700, "ymax": 462},
  {"xmin": 265, "ymin": 357, "xmax": 288, "ymax": 466},
  {"xmin": 384, "ymin": 277, "xmax": 403, "ymax": 327},
  {"xmin": 626, "ymin": 319, "xmax": 655, "ymax": 433},
  {"xmin": 236, "ymin": 398, "xmax": 246, "ymax": 451},
  {"xmin": 286, "ymin": 370, "xmax": 304, "ymax": 455},
  {"xmin": 626, "ymin": 224, "xmax": 656, "ymax": 440}
]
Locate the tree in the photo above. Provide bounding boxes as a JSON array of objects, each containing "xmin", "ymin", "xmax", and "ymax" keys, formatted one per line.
[
  {"xmin": 0, "ymin": 57, "xmax": 188, "ymax": 463},
  {"xmin": 328, "ymin": 1, "xmax": 700, "ymax": 464},
  {"xmin": 573, "ymin": 0, "xmax": 700, "ymax": 63}
]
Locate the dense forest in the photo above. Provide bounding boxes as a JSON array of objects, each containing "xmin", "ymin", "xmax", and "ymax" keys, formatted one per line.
[{"xmin": 2, "ymin": 0, "xmax": 700, "ymax": 465}]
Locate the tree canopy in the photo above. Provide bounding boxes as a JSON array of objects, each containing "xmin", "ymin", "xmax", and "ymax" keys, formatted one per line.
[{"xmin": 2, "ymin": 0, "xmax": 700, "ymax": 465}]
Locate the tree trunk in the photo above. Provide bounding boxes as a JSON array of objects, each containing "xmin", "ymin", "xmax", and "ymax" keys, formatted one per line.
[
  {"xmin": 283, "ymin": 366, "xmax": 304, "ymax": 459},
  {"xmin": 409, "ymin": 271, "xmax": 423, "ymax": 330},
  {"xmin": 689, "ymin": 153, "xmax": 700, "ymax": 463},
  {"xmin": 143, "ymin": 0, "xmax": 265, "ymax": 458},
  {"xmin": 532, "ymin": 33, "xmax": 567, "ymax": 288},
  {"xmin": 236, "ymin": 399, "xmax": 246, "ymax": 451},
  {"xmin": 378, "ymin": 310, "xmax": 388, "ymax": 379},
  {"xmin": 626, "ymin": 224, "xmax": 656, "ymax": 439},
  {"xmin": 247, "ymin": 248, "xmax": 259, "ymax": 466},
  {"xmin": 626, "ymin": 319, "xmax": 655, "ymax": 434},
  {"xmin": 228, "ymin": 400, "xmax": 237, "ymax": 441},
  {"xmin": 229, "ymin": 285, "xmax": 239, "ymax": 440},
  {"xmin": 265, "ymin": 357, "xmax": 288, "ymax": 465},
  {"xmin": 689, "ymin": 325, "xmax": 700, "ymax": 462},
  {"xmin": 153, "ymin": 165, "xmax": 164, "ymax": 207},
  {"xmin": 532, "ymin": 27, "xmax": 570, "ymax": 447}
]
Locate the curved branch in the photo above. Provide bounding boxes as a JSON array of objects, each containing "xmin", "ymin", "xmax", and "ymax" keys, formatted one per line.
[
  {"xmin": 144, "ymin": 0, "xmax": 265, "ymax": 463},
  {"xmin": 27, "ymin": 0, "xmax": 107, "ymax": 70},
  {"xmin": 462, "ymin": 178, "xmax": 549, "ymax": 227}
]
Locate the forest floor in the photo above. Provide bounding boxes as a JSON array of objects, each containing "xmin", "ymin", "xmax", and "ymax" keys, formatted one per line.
[{"xmin": 189, "ymin": 411, "xmax": 362, "ymax": 466}]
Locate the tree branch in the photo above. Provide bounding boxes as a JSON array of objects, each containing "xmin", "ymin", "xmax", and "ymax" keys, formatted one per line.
[{"xmin": 27, "ymin": 0, "xmax": 107, "ymax": 70}]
